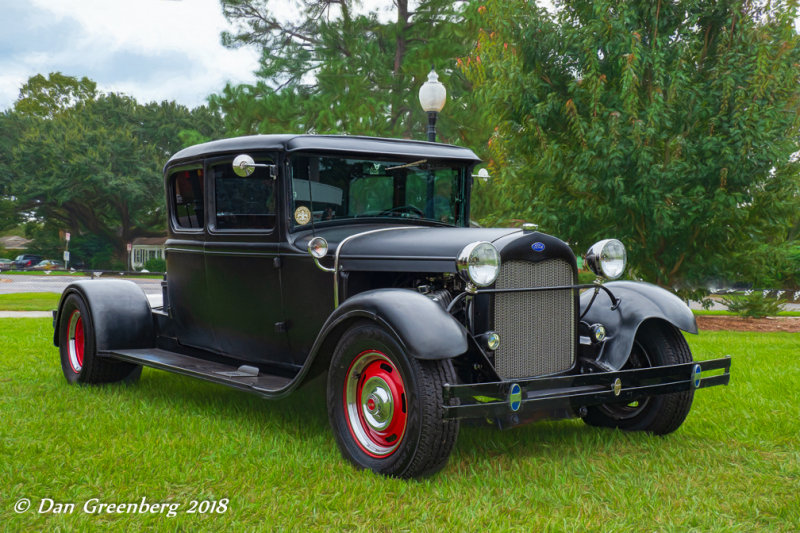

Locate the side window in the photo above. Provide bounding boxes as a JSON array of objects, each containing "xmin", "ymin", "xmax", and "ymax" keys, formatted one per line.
[
  {"xmin": 172, "ymin": 168, "xmax": 204, "ymax": 230},
  {"xmin": 212, "ymin": 159, "xmax": 276, "ymax": 231}
]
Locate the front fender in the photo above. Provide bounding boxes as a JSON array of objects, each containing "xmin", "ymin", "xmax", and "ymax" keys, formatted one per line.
[
  {"xmin": 580, "ymin": 281, "xmax": 697, "ymax": 371},
  {"xmin": 310, "ymin": 288, "xmax": 468, "ymax": 361}
]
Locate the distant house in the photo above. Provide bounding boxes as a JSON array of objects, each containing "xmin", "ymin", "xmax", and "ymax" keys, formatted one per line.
[
  {"xmin": 131, "ymin": 237, "xmax": 166, "ymax": 271},
  {"xmin": 0, "ymin": 235, "xmax": 32, "ymax": 250}
]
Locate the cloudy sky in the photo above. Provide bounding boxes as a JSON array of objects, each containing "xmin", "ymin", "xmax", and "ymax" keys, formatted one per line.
[
  {"xmin": 0, "ymin": 0, "xmax": 261, "ymax": 111},
  {"xmin": 2, "ymin": 2, "xmax": 797, "ymax": 113}
]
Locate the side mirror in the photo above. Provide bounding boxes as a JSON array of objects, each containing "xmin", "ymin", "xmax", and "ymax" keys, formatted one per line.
[
  {"xmin": 232, "ymin": 154, "xmax": 256, "ymax": 177},
  {"xmin": 232, "ymin": 154, "xmax": 277, "ymax": 179}
]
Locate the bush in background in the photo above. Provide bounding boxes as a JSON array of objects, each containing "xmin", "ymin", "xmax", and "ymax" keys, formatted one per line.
[
  {"xmin": 721, "ymin": 293, "xmax": 784, "ymax": 318},
  {"xmin": 143, "ymin": 258, "xmax": 166, "ymax": 273}
]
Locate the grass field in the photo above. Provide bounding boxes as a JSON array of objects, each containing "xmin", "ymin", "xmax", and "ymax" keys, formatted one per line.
[
  {"xmin": 0, "ymin": 270, "xmax": 85, "ymax": 276},
  {"xmin": 1, "ymin": 319, "xmax": 798, "ymax": 531},
  {"xmin": 0, "ymin": 292, "xmax": 60, "ymax": 311}
]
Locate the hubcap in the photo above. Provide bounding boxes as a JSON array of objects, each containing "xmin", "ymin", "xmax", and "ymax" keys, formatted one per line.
[
  {"xmin": 67, "ymin": 310, "xmax": 85, "ymax": 374},
  {"xmin": 344, "ymin": 350, "xmax": 407, "ymax": 458}
]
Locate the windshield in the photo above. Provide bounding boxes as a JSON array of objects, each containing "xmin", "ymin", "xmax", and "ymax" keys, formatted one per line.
[{"xmin": 289, "ymin": 154, "xmax": 467, "ymax": 228}]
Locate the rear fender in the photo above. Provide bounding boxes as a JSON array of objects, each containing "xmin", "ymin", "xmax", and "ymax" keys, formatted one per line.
[
  {"xmin": 580, "ymin": 281, "xmax": 697, "ymax": 371},
  {"xmin": 53, "ymin": 280, "xmax": 154, "ymax": 350}
]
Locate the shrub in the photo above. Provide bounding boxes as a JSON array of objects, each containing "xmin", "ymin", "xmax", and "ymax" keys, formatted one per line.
[
  {"xmin": 578, "ymin": 271, "xmax": 599, "ymax": 285},
  {"xmin": 143, "ymin": 258, "xmax": 166, "ymax": 273},
  {"xmin": 721, "ymin": 293, "xmax": 783, "ymax": 318}
]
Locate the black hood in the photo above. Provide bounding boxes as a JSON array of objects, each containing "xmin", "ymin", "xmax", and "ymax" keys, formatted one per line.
[{"xmin": 291, "ymin": 224, "xmax": 520, "ymax": 273}]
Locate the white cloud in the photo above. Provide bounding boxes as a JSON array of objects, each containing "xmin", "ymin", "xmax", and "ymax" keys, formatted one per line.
[{"xmin": 0, "ymin": 0, "xmax": 259, "ymax": 110}]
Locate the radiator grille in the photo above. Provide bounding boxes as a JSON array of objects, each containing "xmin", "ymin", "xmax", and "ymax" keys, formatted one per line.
[{"xmin": 493, "ymin": 259, "xmax": 575, "ymax": 379}]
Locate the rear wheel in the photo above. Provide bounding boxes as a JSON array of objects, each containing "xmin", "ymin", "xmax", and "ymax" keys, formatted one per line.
[
  {"xmin": 583, "ymin": 320, "xmax": 694, "ymax": 435},
  {"xmin": 327, "ymin": 321, "xmax": 459, "ymax": 478},
  {"xmin": 58, "ymin": 293, "xmax": 141, "ymax": 385}
]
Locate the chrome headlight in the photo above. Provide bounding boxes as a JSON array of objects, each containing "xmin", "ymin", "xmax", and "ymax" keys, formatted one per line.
[
  {"xmin": 585, "ymin": 239, "xmax": 626, "ymax": 280},
  {"xmin": 457, "ymin": 241, "xmax": 501, "ymax": 287},
  {"xmin": 307, "ymin": 236, "xmax": 329, "ymax": 259}
]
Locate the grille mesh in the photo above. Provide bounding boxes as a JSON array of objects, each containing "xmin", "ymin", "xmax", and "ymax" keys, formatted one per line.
[{"xmin": 493, "ymin": 259, "xmax": 575, "ymax": 379}]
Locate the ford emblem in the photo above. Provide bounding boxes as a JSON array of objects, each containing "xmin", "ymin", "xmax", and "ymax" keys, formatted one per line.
[{"xmin": 532, "ymin": 242, "xmax": 545, "ymax": 252}]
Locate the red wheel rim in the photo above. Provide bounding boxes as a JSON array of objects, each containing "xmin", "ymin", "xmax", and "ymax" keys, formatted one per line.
[
  {"xmin": 67, "ymin": 310, "xmax": 84, "ymax": 373},
  {"xmin": 343, "ymin": 350, "xmax": 407, "ymax": 458}
]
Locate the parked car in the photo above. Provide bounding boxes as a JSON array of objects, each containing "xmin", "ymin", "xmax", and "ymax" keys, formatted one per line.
[
  {"xmin": 33, "ymin": 259, "xmax": 64, "ymax": 271},
  {"xmin": 0, "ymin": 258, "xmax": 13, "ymax": 271},
  {"xmin": 52, "ymin": 135, "xmax": 731, "ymax": 478},
  {"xmin": 13, "ymin": 254, "xmax": 43, "ymax": 270}
]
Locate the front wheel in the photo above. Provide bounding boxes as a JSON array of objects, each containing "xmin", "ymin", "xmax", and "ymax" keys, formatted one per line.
[
  {"xmin": 583, "ymin": 320, "xmax": 694, "ymax": 435},
  {"xmin": 327, "ymin": 321, "xmax": 459, "ymax": 478}
]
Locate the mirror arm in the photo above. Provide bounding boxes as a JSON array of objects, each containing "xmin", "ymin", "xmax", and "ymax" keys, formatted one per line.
[
  {"xmin": 242, "ymin": 163, "xmax": 277, "ymax": 179},
  {"xmin": 313, "ymin": 257, "xmax": 335, "ymax": 273}
]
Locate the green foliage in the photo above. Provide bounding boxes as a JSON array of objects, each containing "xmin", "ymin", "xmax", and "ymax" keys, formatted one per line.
[
  {"xmin": 6, "ymin": 74, "xmax": 223, "ymax": 268},
  {"xmin": 721, "ymin": 292, "xmax": 784, "ymax": 318},
  {"xmin": 68, "ymin": 233, "xmax": 115, "ymax": 269},
  {"xmin": 213, "ymin": 0, "xmax": 488, "ymax": 145},
  {"xmin": 143, "ymin": 257, "xmax": 166, "ymax": 273},
  {"xmin": 13, "ymin": 72, "xmax": 97, "ymax": 119},
  {"xmin": 464, "ymin": 0, "xmax": 800, "ymax": 289},
  {"xmin": 21, "ymin": 222, "xmax": 62, "ymax": 259},
  {"xmin": 577, "ymin": 270, "xmax": 598, "ymax": 285}
]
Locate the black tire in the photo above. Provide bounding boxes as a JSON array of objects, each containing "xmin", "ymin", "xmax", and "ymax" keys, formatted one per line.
[
  {"xmin": 58, "ymin": 293, "xmax": 141, "ymax": 385},
  {"xmin": 583, "ymin": 320, "xmax": 694, "ymax": 435},
  {"xmin": 327, "ymin": 321, "xmax": 459, "ymax": 478}
]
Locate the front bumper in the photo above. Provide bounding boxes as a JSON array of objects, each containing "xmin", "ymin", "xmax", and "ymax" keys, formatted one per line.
[{"xmin": 442, "ymin": 357, "xmax": 731, "ymax": 421}]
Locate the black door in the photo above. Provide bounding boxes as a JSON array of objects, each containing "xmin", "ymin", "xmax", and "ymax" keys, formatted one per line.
[
  {"xmin": 166, "ymin": 166, "xmax": 217, "ymax": 350},
  {"xmin": 203, "ymin": 157, "xmax": 293, "ymax": 370}
]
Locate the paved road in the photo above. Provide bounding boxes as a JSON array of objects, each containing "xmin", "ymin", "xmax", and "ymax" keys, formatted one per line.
[{"xmin": 0, "ymin": 274, "xmax": 163, "ymax": 306}]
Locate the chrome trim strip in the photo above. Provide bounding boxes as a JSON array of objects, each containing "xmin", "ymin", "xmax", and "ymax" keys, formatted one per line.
[{"xmin": 333, "ymin": 226, "xmax": 423, "ymax": 307}]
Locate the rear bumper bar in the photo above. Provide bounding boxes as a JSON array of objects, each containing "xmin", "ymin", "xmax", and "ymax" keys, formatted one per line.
[{"xmin": 442, "ymin": 356, "xmax": 731, "ymax": 420}]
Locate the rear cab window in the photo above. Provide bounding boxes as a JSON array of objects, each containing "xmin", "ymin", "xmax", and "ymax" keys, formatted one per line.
[{"xmin": 170, "ymin": 168, "xmax": 205, "ymax": 230}]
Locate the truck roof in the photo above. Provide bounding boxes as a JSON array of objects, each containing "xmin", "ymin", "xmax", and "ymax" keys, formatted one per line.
[{"xmin": 165, "ymin": 134, "xmax": 482, "ymax": 168}]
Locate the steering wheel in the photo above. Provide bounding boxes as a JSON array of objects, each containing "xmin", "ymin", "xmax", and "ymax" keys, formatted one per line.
[{"xmin": 379, "ymin": 205, "xmax": 424, "ymax": 217}]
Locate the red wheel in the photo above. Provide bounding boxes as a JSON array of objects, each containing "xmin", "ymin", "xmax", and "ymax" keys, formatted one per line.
[
  {"xmin": 67, "ymin": 310, "xmax": 85, "ymax": 374},
  {"xmin": 58, "ymin": 293, "xmax": 141, "ymax": 384},
  {"xmin": 327, "ymin": 321, "xmax": 459, "ymax": 478},
  {"xmin": 343, "ymin": 350, "xmax": 408, "ymax": 458}
]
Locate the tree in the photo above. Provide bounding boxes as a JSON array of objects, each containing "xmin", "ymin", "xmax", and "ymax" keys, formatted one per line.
[
  {"xmin": 14, "ymin": 72, "xmax": 97, "ymax": 119},
  {"xmin": 0, "ymin": 110, "xmax": 29, "ymax": 230},
  {"xmin": 9, "ymin": 74, "xmax": 222, "ymax": 266},
  {"xmin": 464, "ymin": 0, "xmax": 800, "ymax": 289},
  {"xmin": 212, "ymin": 0, "xmax": 486, "ymax": 144}
]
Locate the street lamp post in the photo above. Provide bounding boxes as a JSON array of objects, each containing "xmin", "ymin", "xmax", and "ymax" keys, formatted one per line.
[{"xmin": 418, "ymin": 67, "xmax": 447, "ymax": 142}]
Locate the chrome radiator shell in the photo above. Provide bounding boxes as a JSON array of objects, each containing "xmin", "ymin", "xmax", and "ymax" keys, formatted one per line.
[{"xmin": 492, "ymin": 259, "xmax": 576, "ymax": 379}]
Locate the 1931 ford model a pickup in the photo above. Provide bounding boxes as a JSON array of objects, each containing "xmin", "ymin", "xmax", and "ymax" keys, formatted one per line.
[{"xmin": 53, "ymin": 135, "xmax": 730, "ymax": 478}]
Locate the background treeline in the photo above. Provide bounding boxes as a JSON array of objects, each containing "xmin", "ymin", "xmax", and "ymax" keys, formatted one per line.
[
  {"xmin": 0, "ymin": 73, "xmax": 220, "ymax": 268},
  {"xmin": 0, "ymin": 0, "xmax": 797, "ymax": 291}
]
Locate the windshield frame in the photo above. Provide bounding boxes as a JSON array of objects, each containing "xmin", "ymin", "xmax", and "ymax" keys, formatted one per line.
[{"xmin": 286, "ymin": 151, "xmax": 471, "ymax": 231}]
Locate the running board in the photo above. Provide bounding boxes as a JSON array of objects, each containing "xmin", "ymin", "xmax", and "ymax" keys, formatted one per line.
[{"xmin": 105, "ymin": 348, "xmax": 294, "ymax": 396}]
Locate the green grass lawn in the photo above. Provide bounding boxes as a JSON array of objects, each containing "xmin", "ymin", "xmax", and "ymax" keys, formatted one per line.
[
  {"xmin": 1, "ymin": 319, "xmax": 798, "ymax": 531},
  {"xmin": 0, "ymin": 292, "xmax": 60, "ymax": 311},
  {"xmin": 0, "ymin": 270, "xmax": 85, "ymax": 276}
]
